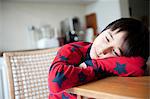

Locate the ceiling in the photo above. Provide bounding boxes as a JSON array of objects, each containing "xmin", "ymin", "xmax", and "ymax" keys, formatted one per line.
[{"xmin": 3, "ymin": 0, "xmax": 98, "ymax": 4}]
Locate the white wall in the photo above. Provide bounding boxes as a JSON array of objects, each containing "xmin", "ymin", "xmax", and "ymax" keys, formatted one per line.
[
  {"xmin": 2, "ymin": 2, "xmax": 86, "ymax": 51},
  {"xmin": 1, "ymin": 0, "xmax": 130, "ymax": 51},
  {"xmin": 0, "ymin": 1, "xmax": 2, "ymax": 50},
  {"xmin": 85, "ymin": 0, "xmax": 129, "ymax": 32},
  {"xmin": 0, "ymin": 1, "xmax": 1, "ymax": 32}
]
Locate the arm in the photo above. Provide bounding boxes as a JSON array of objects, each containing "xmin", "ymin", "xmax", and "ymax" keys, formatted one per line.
[
  {"xmin": 48, "ymin": 43, "xmax": 145, "ymax": 93},
  {"xmin": 84, "ymin": 56, "xmax": 145, "ymax": 77},
  {"xmin": 48, "ymin": 44, "xmax": 96, "ymax": 93}
]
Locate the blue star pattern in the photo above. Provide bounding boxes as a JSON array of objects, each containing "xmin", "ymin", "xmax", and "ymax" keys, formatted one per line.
[
  {"xmin": 78, "ymin": 72, "xmax": 87, "ymax": 83},
  {"xmin": 71, "ymin": 47, "xmax": 76, "ymax": 52},
  {"xmin": 60, "ymin": 56, "xmax": 68, "ymax": 61},
  {"xmin": 62, "ymin": 93, "xmax": 69, "ymax": 99},
  {"xmin": 53, "ymin": 70, "xmax": 67, "ymax": 88},
  {"xmin": 114, "ymin": 62, "xmax": 127, "ymax": 74},
  {"xmin": 85, "ymin": 60, "xmax": 93, "ymax": 66}
]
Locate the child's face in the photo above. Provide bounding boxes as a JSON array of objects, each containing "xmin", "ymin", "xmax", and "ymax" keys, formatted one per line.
[{"xmin": 90, "ymin": 29, "xmax": 127, "ymax": 59}]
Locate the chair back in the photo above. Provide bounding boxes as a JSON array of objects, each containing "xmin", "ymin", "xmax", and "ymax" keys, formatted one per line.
[{"xmin": 3, "ymin": 48, "xmax": 59, "ymax": 99}]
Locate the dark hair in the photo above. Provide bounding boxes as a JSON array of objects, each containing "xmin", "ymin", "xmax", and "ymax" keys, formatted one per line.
[{"xmin": 102, "ymin": 18, "xmax": 149, "ymax": 60}]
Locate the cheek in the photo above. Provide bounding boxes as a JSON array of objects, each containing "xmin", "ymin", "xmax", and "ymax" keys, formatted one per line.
[
  {"xmin": 94, "ymin": 41, "xmax": 101, "ymax": 51},
  {"xmin": 94, "ymin": 36, "xmax": 103, "ymax": 45},
  {"xmin": 95, "ymin": 38, "xmax": 106, "ymax": 49}
]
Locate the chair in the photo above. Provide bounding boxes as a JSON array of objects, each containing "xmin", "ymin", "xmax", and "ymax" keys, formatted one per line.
[{"xmin": 3, "ymin": 48, "xmax": 59, "ymax": 99}]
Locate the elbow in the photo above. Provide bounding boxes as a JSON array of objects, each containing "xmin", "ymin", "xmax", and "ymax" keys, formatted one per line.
[
  {"xmin": 48, "ymin": 72, "xmax": 63, "ymax": 93},
  {"xmin": 48, "ymin": 65, "xmax": 67, "ymax": 93}
]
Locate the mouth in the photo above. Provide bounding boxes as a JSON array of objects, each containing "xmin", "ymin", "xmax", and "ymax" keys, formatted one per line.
[{"xmin": 96, "ymin": 48, "xmax": 107, "ymax": 59}]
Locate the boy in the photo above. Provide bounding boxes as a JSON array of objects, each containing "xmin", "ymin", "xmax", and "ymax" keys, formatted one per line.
[{"xmin": 48, "ymin": 18, "xmax": 149, "ymax": 99}]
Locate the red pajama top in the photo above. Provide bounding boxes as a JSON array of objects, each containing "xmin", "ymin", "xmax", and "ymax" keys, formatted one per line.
[{"xmin": 48, "ymin": 42, "xmax": 145, "ymax": 99}]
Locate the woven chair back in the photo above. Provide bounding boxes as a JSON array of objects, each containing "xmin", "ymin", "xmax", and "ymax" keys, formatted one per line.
[{"xmin": 3, "ymin": 48, "xmax": 59, "ymax": 99}]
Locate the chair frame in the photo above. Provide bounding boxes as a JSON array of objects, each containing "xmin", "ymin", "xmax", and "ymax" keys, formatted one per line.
[{"xmin": 3, "ymin": 48, "xmax": 59, "ymax": 99}]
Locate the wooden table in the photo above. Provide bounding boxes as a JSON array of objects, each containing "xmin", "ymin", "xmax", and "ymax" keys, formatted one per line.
[{"xmin": 67, "ymin": 76, "xmax": 150, "ymax": 99}]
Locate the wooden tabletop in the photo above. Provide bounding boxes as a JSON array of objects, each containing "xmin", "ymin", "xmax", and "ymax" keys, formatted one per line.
[{"xmin": 67, "ymin": 76, "xmax": 150, "ymax": 99}]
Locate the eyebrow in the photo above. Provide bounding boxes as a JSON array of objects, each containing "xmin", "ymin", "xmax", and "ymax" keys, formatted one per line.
[{"xmin": 108, "ymin": 32, "xmax": 114, "ymax": 40}]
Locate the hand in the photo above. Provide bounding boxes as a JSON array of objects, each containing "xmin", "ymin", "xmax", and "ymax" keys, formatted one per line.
[{"xmin": 79, "ymin": 62, "xmax": 87, "ymax": 69}]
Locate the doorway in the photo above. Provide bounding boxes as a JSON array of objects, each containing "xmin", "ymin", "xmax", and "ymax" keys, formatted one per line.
[{"xmin": 85, "ymin": 13, "xmax": 98, "ymax": 36}]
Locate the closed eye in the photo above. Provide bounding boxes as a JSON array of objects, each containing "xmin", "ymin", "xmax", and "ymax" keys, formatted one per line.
[{"xmin": 105, "ymin": 36, "xmax": 109, "ymax": 42}]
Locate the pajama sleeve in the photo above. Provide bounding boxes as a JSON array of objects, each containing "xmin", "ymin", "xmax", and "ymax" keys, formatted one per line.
[
  {"xmin": 48, "ymin": 43, "xmax": 145, "ymax": 94},
  {"xmin": 48, "ymin": 44, "xmax": 96, "ymax": 93},
  {"xmin": 84, "ymin": 56, "xmax": 145, "ymax": 77}
]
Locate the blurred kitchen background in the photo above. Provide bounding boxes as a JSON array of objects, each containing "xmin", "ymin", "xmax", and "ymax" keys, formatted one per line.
[{"xmin": 0, "ymin": 0, "xmax": 149, "ymax": 51}]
